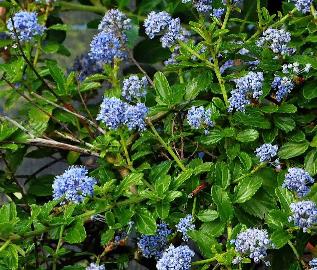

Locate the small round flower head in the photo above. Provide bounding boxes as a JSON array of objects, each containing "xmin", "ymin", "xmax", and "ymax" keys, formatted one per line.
[
  {"xmin": 255, "ymin": 144, "xmax": 278, "ymax": 162},
  {"xmin": 231, "ymin": 228, "xmax": 273, "ymax": 266},
  {"xmin": 7, "ymin": 11, "xmax": 45, "ymax": 42},
  {"xmin": 282, "ymin": 168, "xmax": 314, "ymax": 197},
  {"xmin": 96, "ymin": 97, "xmax": 126, "ymax": 129},
  {"xmin": 176, "ymin": 214, "xmax": 195, "ymax": 241},
  {"xmin": 138, "ymin": 223, "xmax": 172, "ymax": 259},
  {"xmin": 70, "ymin": 54, "xmax": 104, "ymax": 81},
  {"xmin": 194, "ymin": 0, "xmax": 213, "ymax": 13},
  {"xmin": 144, "ymin": 11, "xmax": 188, "ymax": 48},
  {"xmin": 89, "ymin": 31, "xmax": 127, "ymax": 64},
  {"xmin": 289, "ymin": 201, "xmax": 317, "ymax": 232},
  {"xmin": 156, "ymin": 244, "xmax": 195, "ymax": 270},
  {"xmin": 309, "ymin": 258, "xmax": 317, "ymax": 270},
  {"xmin": 144, "ymin": 11, "xmax": 172, "ymax": 39},
  {"xmin": 187, "ymin": 106, "xmax": 214, "ymax": 133},
  {"xmin": 164, "ymin": 51, "xmax": 179, "ymax": 66},
  {"xmin": 52, "ymin": 166, "xmax": 97, "ymax": 203},
  {"xmin": 271, "ymin": 76, "xmax": 294, "ymax": 102},
  {"xmin": 212, "ymin": 8, "xmax": 225, "ymax": 18},
  {"xmin": 98, "ymin": 9, "xmax": 132, "ymax": 32},
  {"xmin": 256, "ymin": 28, "xmax": 295, "ymax": 55},
  {"xmin": 228, "ymin": 89, "xmax": 250, "ymax": 112},
  {"xmin": 122, "ymin": 75, "xmax": 148, "ymax": 101},
  {"xmin": 86, "ymin": 263, "xmax": 105, "ymax": 270},
  {"xmin": 289, "ymin": 0, "xmax": 313, "ymax": 14},
  {"xmin": 124, "ymin": 103, "xmax": 148, "ymax": 131}
]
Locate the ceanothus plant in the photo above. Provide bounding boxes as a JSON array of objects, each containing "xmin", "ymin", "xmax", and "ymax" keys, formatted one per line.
[{"xmin": 1, "ymin": 0, "xmax": 317, "ymax": 269}]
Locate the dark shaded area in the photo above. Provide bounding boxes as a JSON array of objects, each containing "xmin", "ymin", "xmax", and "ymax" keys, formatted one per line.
[{"xmin": 267, "ymin": 0, "xmax": 282, "ymax": 13}]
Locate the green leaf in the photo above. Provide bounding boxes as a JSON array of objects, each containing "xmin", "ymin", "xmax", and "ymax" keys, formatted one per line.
[
  {"xmin": 28, "ymin": 175, "xmax": 54, "ymax": 196},
  {"xmin": 0, "ymin": 123, "xmax": 17, "ymax": 142},
  {"xmin": 234, "ymin": 176, "xmax": 263, "ymax": 203},
  {"xmin": 155, "ymin": 175, "xmax": 171, "ymax": 197},
  {"xmin": 303, "ymin": 81, "xmax": 317, "ymax": 99},
  {"xmin": 241, "ymin": 191, "xmax": 275, "ymax": 218},
  {"xmin": 211, "ymin": 185, "xmax": 234, "ymax": 222},
  {"xmin": 116, "ymin": 173, "xmax": 143, "ymax": 194},
  {"xmin": 171, "ymin": 169, "xmax": 193, "ymax": 189},
  {"xmin": 101, "ymin": 229, "xmax": 115, "ymax": 245},
  {"xmin": 154, "ymin": 72, "xmax": 173, "ymax": 105},
  {"xmin": 105, "ymin": 211, "xmax": 115, "ymax": 226},
  {"xmin": 196, "ymin": 209, "xmax": 219, "ymax": 222},
  {"xmin": 277, "ymin": 104, "xmax": 297, "ymax": 113},
  {"xmin": 233, "ymin": 111, "xmax": 271, "ymax": 129},
  {"xmin": 214, "ymin": 162, "xmax": 231, "ymax": 189},
  {"xmin": 200, "ymin": 129, "xmax": 223, "ymax": 145},
  {"xmin": 64, "ymin": 221, "xmax": 86, "ymax": 244},
  {"xmin": 135, "ymin": 208, "xmax": 157, "ymax": 234},
  {"xmin": 238, "ymin": 152, "xmax": 253, "ymax": 170},
  {"xmin": 278, "ymin": 141, "xmax": 309, "ymax": 159},
  {"xmin": 188, "ymin": 229, "xmax": 218, "ymax": 258},
  {"xmin": 79, "ymin": 82, "xmax": 101, "ymax": 92},
  {"xmin": 266, "ymin": 210, "xmax": 289, "ymax": 229},
  {"xmin": 155, "ymin": 203, "xmax": 170, "ymax": 219},
  {"xmin": 275, "ymin": 187, "xmax": 293, "ymax": 211},
  {"xmin": 271, "ymin": 230, "xmax": 292, "ymax": 249},
  {"xmin": 274, "ymin": 116, "xmax": 295, "ymax": 133},
  {"xmin": 46, "ymin": 60, "xmax": 66, "ymax": 95},
  {"xmin": 305, "ymin": 150, "xmax": 317, "ymax": 176},
  {"xmin": 236, "ymin": 129, "xmax": 259, "ymax": 142}
]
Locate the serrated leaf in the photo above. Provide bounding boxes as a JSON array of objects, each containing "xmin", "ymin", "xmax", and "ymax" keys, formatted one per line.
[
  {"xmin": 236, "ymin": 129, "xmax": 259, "ymax": 142},
  {"xmin": 271, "ymin": 230, "xmax": 292, "ymax": 249},
  {"xmin": 155, "ymin": 175, "xmax": 171, "ymax": 197},
  {"xmin": 211, "ymin": 185, "xmax": 233, "ymax": 222},
  {"xmin": 116, "ymin": 173, "xmax": 143, "ymax": 194},
  {"xmin": 234, "ymin": 176, "xmax": 263, "ymax": 203},
  {"xmin": 196, "ymin": 209, "xmax": 219, "ymax": 222},
  {"xmin": 155, "ymin": 203, "xmax": 170, "ymax": 219},
  {"xmin": 171, "ymin": 169, "xmax": 193, "ymax": 189},
  {"xmin": 154, "ymin": 72, "xmax": 173, "ymax": 105},
  {"xmin": 135, "ymin": 208, "xmax": 156, "ymax": 234},
  {"xmin": 274, "ymin": 116, "xmax": 295, "ymax": 133},
  {"xmin": 101, "ymin": 229, "xmax": 115, "ymax": 245},
  {"xmin": 238, "ymin": 152, "xmax": 253, "ymax": 170},
  {"xmin": 214, "ymin": 162, "xmax": 231, "ymax": 189},
  {"xmin": 199, "ymin": 129, "xmax": 223, "ymax": 145},
  {"xmin": 46, "ymin": 60, "xmax": 66, "ymax": 95},
  {"xmin": 266, "ymin": 210, "xmax": 288, "ymax": 229},
  {"xmin": 305, "ymin": 150, "xmax": 317, "ymax": 176},
  {"xmin": 241, "ymin": 191, "xmax": 275, "ymax": 218},
  {"xmin": 278, "ymin": 141, "xmax": 309, "ymax": 159},
  {"xmin": 275, "ymin": 187, "xmax": 293, "ymax": 211},
  {"xmin": 64, "ymin": 221, "xmax": 86, "ymax": 244}
]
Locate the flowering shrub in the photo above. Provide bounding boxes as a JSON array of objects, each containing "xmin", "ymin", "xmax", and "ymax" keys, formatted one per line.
[{"xmin": 1, "ymin": 0, "xmax": 317, "ymax": 269}]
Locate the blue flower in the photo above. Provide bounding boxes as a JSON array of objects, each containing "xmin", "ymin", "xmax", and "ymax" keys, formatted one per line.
[
  {"xmin": 70, "ymin": 54, "xmax": 104, "ymax": 81},
  {"xmin": 89, "ymin": 31, "xmax": 127, "ymax": 63},
  {"xmin": 96, "ymin": 97, "xmax": 126, "ymax": 130},
  {"xmin": 86, "ymin": 263, "xmax": 105, "ymax": 270},
  {"xmin": 271, "ymin": 76, "xmax": 294, "ymax": 102},
  {"xmin": 156, "ymin": 244, "xmax": 195, "ymax": 270},
  {"xmin": 255, "ymin": 144, "xmax": 278, "ymax": 162},
  {"xmin": 309, "ymin": 258, "xmax": 317, "ymax": 270},
  {"xmin": 187, "ymin": 106, "xmax": 213, "ymax": 133},
  {"xmin": 144, "ymin": 11, "xmax": 188, "ymax": 48},
  {"xmin": 7, "ymin": 11, "xmax": 45, "ymax": 42},
  {"xmin": 256, "ymin": 28, "xmax": 295, "ymax": 55},
  {"xmin": 122, "ymin": 75, "xmax": 148, "ymax": 101},
  {"xmin": 124, "ymin": 103, "xmax": 148, "ymax": 131},
  {"xmin": 228, "ymin": 72, "xmax": 264, "ymax": 112},
  {"xmin": 98, "ymin": 9, "xmax": 132, "ymax": 32},
  {"xmin": 231, "ymin": 228, "xmax": 273, "ymax": 266},
  {"xmin": 282, "ymin": 168, "xmax": 314, "ymax": 197},
  {"xmin": 289, "ymin": 0, "xmax": 313, "ymax": 13},
  {"xmin": 289, "ymin": 200, "xmax": 317, "ymax": 232},
  {"xmin": 176, "ymin": 214, "xmax": 195, "ymax": 241},
  {"xmin": 138, "ymin": 223, "xmax": 172, "ymax": 259},
  {"xmin": 220, "ymin": 60, "xmax": 235, "ymax": 74},
  {"xmin": 52, "ymin": 166, "xmax": 97, "ymax": 203}
]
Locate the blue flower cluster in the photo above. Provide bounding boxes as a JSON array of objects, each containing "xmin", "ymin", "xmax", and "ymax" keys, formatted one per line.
[
  {"xmin": 98, "ymin": 9, "xmax": 132, "ymax": 32},
  {"xmin": 144, "ymin": 11, "xmax": 188, "ymax": 48},
  {"xmin": 89, "ymin": 9, "xmax": 131, "ymax": 63},
  {"xmin": 256, "ymin": 28, "xmax": 295, "ymax": 55},
  {"xmin": 228, "ymin": 72, "xmax": 264, "ymax": 112},
  {"xmin": 70, "ymin": 54, "xmax": 104, "ymax": 81},
  {"xmin": 231, "ymin": 228, "xmax": 273, "ymax": 266},
  {"xmin": 271, "ymin": 76, "xmax": 295, "ymax": 102},
  {"xmin": 7, "ymin": 11, "xmax": 45, "ymax": 42},
  {"xmin": 255, "ymin": 144, "xmax": 278, "ymax": 162},
  {"xmin": 52, "ymin": 166, "xmax": 97, "ymax": 203},
  {"xmin": 89, "ymin": 31, "xmax": 127, "ymax": 63},
  {"xmin": 156, "ymin": 244, "xmax": 195, "ymax": 270},
  {"xmin": 86, "ymin": 263, "xmax": 105, "ymax": 270},
  {"xmin": 289, "ymin": 201, "xmax": 317, "ymax": 232},
  {"xmin": 176, "ymin": 214, "xmax": 195, "ymax": 241},
  {"xmin": 96, "ymin": 97, "xmax": 148, "ymax": 131},
  {"xmin": 309, "ymin": 258, "xmax": 317, "ymax": 270},
  {"xmin": 137, "ymin": 223, "xmax": 172, "ymax": 259},
  {"xmin": 283, "ymin": 168, "xmax": 314, "ymax": 197},
  {"xmin": 290, "ymin": 0, "xmax": 313, "ymax": 13},
  {"xmin": 122, "ymin": 75, "xmax": 148, "ymax": 101},
  {"xmin": 187, "ymin": 106, "xmax": 213, "ymax": 133}
]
